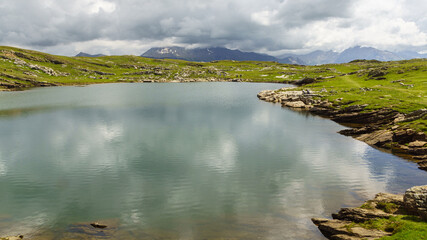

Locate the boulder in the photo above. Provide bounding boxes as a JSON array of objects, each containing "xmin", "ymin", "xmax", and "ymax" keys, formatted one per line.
[
  {"xmin": 403, "ymin": 185, "xmax": 427, "ymax": 220},
  {"xmin": 367, "ymin": 69, "xmax": 387, "ymax": 78}
]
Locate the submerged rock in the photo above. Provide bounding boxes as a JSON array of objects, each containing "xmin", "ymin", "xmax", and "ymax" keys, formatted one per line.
[{"xmin": 90, "ymin": 222, "xmax": 108, "ymax": 229}]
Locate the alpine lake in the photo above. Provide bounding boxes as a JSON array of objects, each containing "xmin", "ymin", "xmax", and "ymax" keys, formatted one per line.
[{"xmin": 0, "ymin": 82, "xmax": 425, "ymax": 239}]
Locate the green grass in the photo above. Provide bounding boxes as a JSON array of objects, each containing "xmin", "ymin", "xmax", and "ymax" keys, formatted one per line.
[
  {"xmin": 358, "ymin": 216, "xmax": 427, "ymax": 239},
  {"xmin": 376, "ymin": 202, "xmax": 399, "ymax": 214}
]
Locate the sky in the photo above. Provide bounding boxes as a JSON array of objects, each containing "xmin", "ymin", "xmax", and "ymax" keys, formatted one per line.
[{"xmin": 0, "ymin": 0, "xmax": 426, "ymax": 56}]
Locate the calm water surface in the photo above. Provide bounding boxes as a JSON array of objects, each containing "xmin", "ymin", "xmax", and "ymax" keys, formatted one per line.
[{"xmin": 0, "ymin": 83, "xmax": 425, "ymax": 239}]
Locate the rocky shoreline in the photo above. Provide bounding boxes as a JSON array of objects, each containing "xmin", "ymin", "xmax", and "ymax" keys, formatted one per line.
[
  {"xmin": 257, "ymin": 88, "xmax": 427, "ymax": 171},
  {"xmin": 312, "ymin": 185, "xmax": 427, "ymax": 240}
]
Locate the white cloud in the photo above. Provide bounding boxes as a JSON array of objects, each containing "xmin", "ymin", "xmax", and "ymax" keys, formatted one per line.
[
  {"xmin": 251, "ymin": 10, "xmax": 278, "ymax": 26},
  {"xmin": 86, "ymin": 0, "xmax": 116, "ymax": 14}
]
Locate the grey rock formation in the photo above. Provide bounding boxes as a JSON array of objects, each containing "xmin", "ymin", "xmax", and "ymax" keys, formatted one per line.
[{"xmin": 404, "ymin": 185, "xmax": 427, "ymax": 220}]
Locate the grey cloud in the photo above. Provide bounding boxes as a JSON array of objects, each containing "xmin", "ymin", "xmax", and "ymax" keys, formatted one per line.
[{"xmin": 0, "ymin": 0, "xmax": 425, "ymax": 55}]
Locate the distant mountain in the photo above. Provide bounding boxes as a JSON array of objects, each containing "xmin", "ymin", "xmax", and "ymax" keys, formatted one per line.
[
  {"xmin": 141, "ymin": 46, "xmax": 425, "ymax": 66},
  {"xmin": 334, "ymin": 46, "xmax": 402, "ymax": 63},
  {"xmin": 141, "ymin": 47, "xmax": 281, "ymax": 63},
  {"xmin": 278, "ymin": 56, "xmax": 306, "ymax": 65},
  {"xmin": 279, "ymin": 46, "xmax": 426, "ymax": 65},
  {"xmin": 75, "ymin": 52, "xmax": 106, "ymax": 57},
  {"xmin": 395, "ymin": 50, "xmax": 427, "ymax": 59},
  {"xmin": 280, "ymin": 50, "xmax": 339, "ymax": 65}
]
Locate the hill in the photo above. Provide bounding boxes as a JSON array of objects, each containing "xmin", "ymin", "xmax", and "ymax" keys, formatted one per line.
[{"xmin": 75, "ymin": 52, "xmax": 106, "ymax": 57}]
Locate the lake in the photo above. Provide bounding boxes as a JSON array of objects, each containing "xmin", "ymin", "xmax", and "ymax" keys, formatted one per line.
[{"xmin": 0, "ymin": 83, "xmax": 425, "ymax": 239}]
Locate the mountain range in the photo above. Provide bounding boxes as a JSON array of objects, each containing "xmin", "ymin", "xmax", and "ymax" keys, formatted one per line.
[
  {"xmin": 76, "ymin": 46, "xmax": 427, "ymax": 65},
  {"xmin": 141, "ymin": 47, "xmax": 279, "ymax": 62},
  {"xmin": 279, "ymin": 46, "xmax": 427, "ymax": 65}
]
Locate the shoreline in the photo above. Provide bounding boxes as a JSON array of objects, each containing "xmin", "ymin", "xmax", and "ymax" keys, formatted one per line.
[
  {"xmin": 256, "ymin": 88, "xmax": 427, "ymax": 239},
  {"xmin": 311, "ymin": 185, "xmax": 427, "ymax": 240},
  {"xmin": 257, "ymin": 88, "xmax": 427, "ymax": 171}
]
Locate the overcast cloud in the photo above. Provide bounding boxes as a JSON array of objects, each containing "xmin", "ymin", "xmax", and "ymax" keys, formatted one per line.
[{"xmin": 0, "ymin": 0, "xmax": 426, "ymax": 56}]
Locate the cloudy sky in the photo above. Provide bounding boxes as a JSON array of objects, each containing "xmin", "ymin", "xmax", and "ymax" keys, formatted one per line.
[{"xmin": 0, "ymin": 0, "xmax": 426, "ymax": 56}]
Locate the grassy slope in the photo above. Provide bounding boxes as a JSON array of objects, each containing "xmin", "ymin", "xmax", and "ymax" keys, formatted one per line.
[{"xmin": 1, "ymin": 46, "xmax": 426, "ymax": 132}]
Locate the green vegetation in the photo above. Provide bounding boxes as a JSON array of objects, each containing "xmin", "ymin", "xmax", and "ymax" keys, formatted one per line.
[
  {"xmin": 376, "ymin": 202, "xmax": 399, "ymax": 214},
  {"xmin": 360, "ymin": 216, "xmax": 427, "ymax": 239},
  {"xmin": 0, "ymin": 46, "xmax": 426, "ymax": 132}
]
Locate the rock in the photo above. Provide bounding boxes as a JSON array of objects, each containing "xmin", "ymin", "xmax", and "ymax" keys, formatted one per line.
[
  {"xmin": 332, "ymin": 208, "xmax": 391, "ymax": 223},
  {"xmin": 356, "ymin": 130, "xmax": 393, "ymax": 147},
  {"xmin": 312, "ymin": 218, "xmax": 353, "ymax": 238},
  {"xmin": 330, "ymin": 234, "xmax": 361, "ymax": 240},
  {"xmin": 311, "ymin": 218, "xmax": 390, "ymax": 240},
  {"xmin": 332, "ymin": 109, "xmax": 398, "ymax": 124},
  {"xmin": 410, "ymin": 147, "xmax": 427, "ymax": 155},
  {"xmin": 373, "ymin": 193, "xmax": 403, "ymax": 205},
  {"xmin": 368, "ymin": 69, "xmax": 387, "ymax": 78},
  {"xmin": 283, "ymin": 101, "xmax": 306, "ymax": 108},
  {"xmin": 339, "ymin": 126, "xmax": 378, "ymax": 136},
  {"xmin": 295, "ymin": 77, "xmax": 317, "ymax": 86},
  {"xmin": 404, "ymin": 185, "xmax": 427, "ymax": 220},
  {"xmin": 394, "ymin": 109, "xmax": 427, "ymax": 123},
  {"xmin": 0, "ymin": 236, "xmax": 23, "ymax": 240},
  {"xmin": 341, "ymin": 104, "xmax": 368, "ymax": 113},
  {"xmin": 418, "ymin": 160, "xmax": 427, "ymax": 170},
  {"xmin": 393, "ymin": 129, "xmax": 426, "ymax": 144},
  {"xmin": 408, "ymin": 141, "xmax": 427, "ymax": 148},
  {"xmin": 90, "ymin": 222, "xmax": 107, "ymax": 229},
  {"xmin": 93, "ymin": 70, "xmax": 115, "ymax": 76},
  {"xmin": 312, "ymin": 190, "xmax": 413, "ymax": 239},
  {"xmin": 350, "ymin": 227, "xmax": 391, "ymax": 239}
]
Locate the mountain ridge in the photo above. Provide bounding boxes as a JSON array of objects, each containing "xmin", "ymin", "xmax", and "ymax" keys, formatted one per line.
[
  {"xmin": 141, "ymin": 46, "xmax": 281, "ymax": 63},
  {"xmin": 142, "ymin": 46, "xmax": 426, "ymax": 65}
]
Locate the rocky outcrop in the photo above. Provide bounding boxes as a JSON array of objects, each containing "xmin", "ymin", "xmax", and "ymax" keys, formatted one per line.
[
  {"xmin": 311, "ymin": 218, "xmax": 391, "ymax": 240},
  {"xmin": 331, "ymin": 207, "xmax": 392, "ymax": 223},
  {"xmin": 312, "ymin": 187, "xmax": 426, "ymax": 240},
  {"xmin": 404, "ymin": 185, "xmax": 427, "ymax": 220},
  {"xmin": 13, "ymin": 58, "xmax": 67, "ymax": 77},
  {"xmin": 257, "ymin": 89, "xmax": 427, "ymax": 171},
  {"xmin": 355, "ymin": 130, "xmax": 393, "ymax": 147},
  {"xmin": 294, "ymin": 77, "xmax": 317, "ymax": 86}
]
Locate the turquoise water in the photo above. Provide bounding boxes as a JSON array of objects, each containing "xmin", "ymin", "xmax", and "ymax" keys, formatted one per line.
[{"xmin": 0, "ymin": 83, "xmax": 425, "ymax": 239}]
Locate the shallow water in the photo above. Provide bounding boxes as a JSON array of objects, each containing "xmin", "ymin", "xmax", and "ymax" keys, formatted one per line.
[{"xmin": 0, "ymin": 83, "xmax": 425, "ymax": 239}]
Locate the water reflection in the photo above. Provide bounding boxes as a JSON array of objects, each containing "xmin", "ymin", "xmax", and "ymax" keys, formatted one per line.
[{"xmin": 0, "ymin": 83, "xmax": 425, "ymax": 239}]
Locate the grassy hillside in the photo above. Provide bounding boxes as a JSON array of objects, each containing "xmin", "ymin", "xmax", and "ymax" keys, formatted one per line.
[
  {"xmin": 0, "ymin": 45, "xmax": 341, "ymax": 87},
  {"xmin": 0, "ymin": 46, "xmax": 426, "ymax": 132}
]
